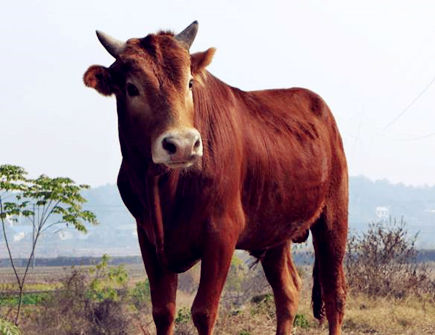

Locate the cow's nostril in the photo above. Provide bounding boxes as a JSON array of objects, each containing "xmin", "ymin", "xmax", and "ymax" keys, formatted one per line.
[
  {"xmin": 194, "ymin": 139, "xmax": 201, "ymax": 149},
  {"xmin": 162, "ymin": 138, "xmax": 177, "ymax": 154}
]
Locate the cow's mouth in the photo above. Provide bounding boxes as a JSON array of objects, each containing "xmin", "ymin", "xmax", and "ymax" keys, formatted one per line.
[{"xmin": 163, "ymin": 159, "xmax": 196, "ymax": 169}]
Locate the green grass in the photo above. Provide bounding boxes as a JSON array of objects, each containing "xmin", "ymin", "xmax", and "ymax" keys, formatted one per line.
[
  {"xmin": 0, "ymin": 292, "xmax": 52, "ymax": 306},
  {"xmin": 294, "ymin": 313, "xmax": 310, "ymax": 329},
  {"xmin": 0, "ymin": 318, "xmax": 21, "ymax": 335},
  {"xmin": 0, "ymin": 282, "xmax": 60, "ymax": 292}
]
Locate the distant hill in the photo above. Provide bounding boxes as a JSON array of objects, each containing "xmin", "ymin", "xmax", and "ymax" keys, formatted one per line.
[
  {"xmin": 1, "ymin": 176, "xmax": 434, "ymax": 258},
  {"xmin": 349, "ymin": 176, "xmax": 435, "ymax": 248}
]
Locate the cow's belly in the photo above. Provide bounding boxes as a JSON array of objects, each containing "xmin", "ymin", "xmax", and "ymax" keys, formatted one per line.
[
  {"xmin": 237, "ymin": 160, "xmax": 329, "ymax": 250},
  {"xmin": 165, "ymin": 253, "xmax": 200, "ymax": 273}
]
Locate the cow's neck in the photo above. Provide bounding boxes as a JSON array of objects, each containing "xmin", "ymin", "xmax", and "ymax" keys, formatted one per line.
[{"xmin": 192, "ymin": 71, "xmax": 242, "ymax": 175}]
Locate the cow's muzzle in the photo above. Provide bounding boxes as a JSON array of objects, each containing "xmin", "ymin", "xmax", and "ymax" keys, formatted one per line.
[{"xmin": 152, "ymin": 128, "xmax": 203, "ymax": 168}]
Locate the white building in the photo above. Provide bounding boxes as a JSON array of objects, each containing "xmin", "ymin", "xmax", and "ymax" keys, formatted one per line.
[{"xmin": 375, "ymin": 206, "xmax": 390, "ymax": 220}]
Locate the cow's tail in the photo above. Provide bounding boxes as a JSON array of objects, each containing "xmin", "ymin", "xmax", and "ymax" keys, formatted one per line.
[{"xmin": 312, "ymin": 258, "xmax": 325, "ymax": 322}]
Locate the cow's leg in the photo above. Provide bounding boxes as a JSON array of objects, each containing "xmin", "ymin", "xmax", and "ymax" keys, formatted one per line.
[
  {"xmin": 191, "ymin": 230, "xmax": 236, "ymax": 335},
  {"xmin": 261, "ymin": 242, "xmax": 301, "ymax": 335},
  {"xmin": 137, "ymin": 225, "xmax": 178, "ymax": 335},
  {"xmin": 311, "ymin": 207, "xmax": 347, "ymax": 335}
]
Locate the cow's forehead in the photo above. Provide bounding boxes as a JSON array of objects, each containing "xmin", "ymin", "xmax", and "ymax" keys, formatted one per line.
[{"xmin": 114, "ymin": 33, "xmax": 191, "ymax": 85}]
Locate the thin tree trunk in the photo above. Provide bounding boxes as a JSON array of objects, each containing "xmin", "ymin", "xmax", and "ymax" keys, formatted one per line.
[
  {"xmin": 15, "ymin": 287, "xmax": 24, "ymax": 325},
  {"xmin": 14, "ymin": 228, "xmax": 41, "ymax": 325}
]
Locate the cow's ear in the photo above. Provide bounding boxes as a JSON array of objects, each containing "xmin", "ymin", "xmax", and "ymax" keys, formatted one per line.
[
  {"xmin": 83, "ymin": 65, "xmax": 113, "ymax": 96},
  {"xmin": 191, "ymin": 48, "xmax": 216, "ymax": 74}
]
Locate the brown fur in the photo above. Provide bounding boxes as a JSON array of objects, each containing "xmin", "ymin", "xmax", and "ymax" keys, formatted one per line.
[
  {"xmin": 83, "ymin": 65, "xmax": 112, "ymax": 96},
  {"xmin": 84, "ymin": 28, "xmax": 348, "ymax": 335}
]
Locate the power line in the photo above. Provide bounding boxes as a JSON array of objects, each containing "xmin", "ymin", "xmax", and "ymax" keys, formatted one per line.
[
  {"xmin": 383, "ymin": 74, "xmax": 435, "ymax": 130},
  {"xmin": 394, "ymin": 131, "xmax": 435, "ymax": 141}
]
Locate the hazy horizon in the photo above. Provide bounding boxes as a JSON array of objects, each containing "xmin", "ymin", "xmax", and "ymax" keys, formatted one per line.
[{"xmin": 2, "ymin": 1, "xmax": 435, "ymax": 187}]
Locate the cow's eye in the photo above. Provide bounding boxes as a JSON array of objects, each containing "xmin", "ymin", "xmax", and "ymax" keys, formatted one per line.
[
  {"xmin": 189, "ymin": 79, "xmax": 194, "ymax": 89},
  {"xmin": 126, "ymin": 83, "xmax": 139, "ymax": 97}
]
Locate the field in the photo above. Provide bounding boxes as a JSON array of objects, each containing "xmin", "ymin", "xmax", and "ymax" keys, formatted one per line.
[
  {"xmin": 1, "ymin": 261, "xmax": 434, "ymax": 335},
  {"xmin": 0, "ymin": 264, "xmax": 147, "ymax": 287}
]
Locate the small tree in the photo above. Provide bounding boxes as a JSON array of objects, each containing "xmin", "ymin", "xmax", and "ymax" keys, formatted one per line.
[{"xmin": 0, "ymin": 164, "xmax": 97, "ymax": 325}]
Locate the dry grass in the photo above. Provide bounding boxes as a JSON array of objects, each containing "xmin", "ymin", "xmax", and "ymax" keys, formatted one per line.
[
  {"xmin": 171, "ymin": 293, "xmax": 435, "ymax": 335},
  {"xmin": 2, "ymin": 263, "xmax": 434, "ymax": 334},
  {"xmin": 170, "ymin": 266, "xmax": 435, "ymax": 335},
  {"xmin": 341, "ymin": 293, "xmax": 435, "ymax": 335}
]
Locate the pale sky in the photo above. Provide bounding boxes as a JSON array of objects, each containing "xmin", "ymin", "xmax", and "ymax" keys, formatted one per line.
[{"xmin": 1, "ymin": 1, "xmax": 435, "ymax": 187}]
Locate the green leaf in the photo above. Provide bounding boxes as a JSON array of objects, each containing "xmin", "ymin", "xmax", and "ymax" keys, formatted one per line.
[{"xmin": 1, "ymin": 165, "xmax": 97, "ymax": 234}]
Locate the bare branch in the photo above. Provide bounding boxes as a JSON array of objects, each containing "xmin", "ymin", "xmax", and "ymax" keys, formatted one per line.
[
  {"xmin": 41, "ymin": 220, "xmax": 64, "ymax": 233},
  {"xmin": 40, "ymin": 200, "xmax": 61, "ymax": 229}
]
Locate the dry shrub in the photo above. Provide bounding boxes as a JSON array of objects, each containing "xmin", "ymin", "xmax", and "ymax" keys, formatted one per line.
[
  {"xmin": 345, "ymin": 218, "xmax": 434, "ymax": 299},
  {"xmin": 221, "ymin": 256, "xmax": 271, "ymax": 310},
  {"xmin": 22, "ymin": 266, "xmax": 136, "ymax": 335},
  {"xmin": 178, "ymin": 264, "xmax": 200, "ymax": 294},
  {"xmin": 89, "ymin": 299, "xmax": 131, "ymax": 334}
]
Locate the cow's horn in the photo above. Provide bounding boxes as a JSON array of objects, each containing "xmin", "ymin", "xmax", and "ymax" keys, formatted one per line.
[
  {"xmin": 96, "ymin": 30, "xmax": 125, "ymax": 58},
  {"xmin": 175, "ymin": 21, "xmax": 198, "ymax": 49}
]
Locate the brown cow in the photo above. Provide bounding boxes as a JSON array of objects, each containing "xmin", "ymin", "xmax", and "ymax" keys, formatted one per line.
[{"xmin": 83, "ymin": 21, "xmax": 348, "ymax": 335}]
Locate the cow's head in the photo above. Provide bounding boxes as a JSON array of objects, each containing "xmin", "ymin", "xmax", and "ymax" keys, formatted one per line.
[{"xmin": 83, "ymin": 21, "xmax": 215, "ymax": 169}]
